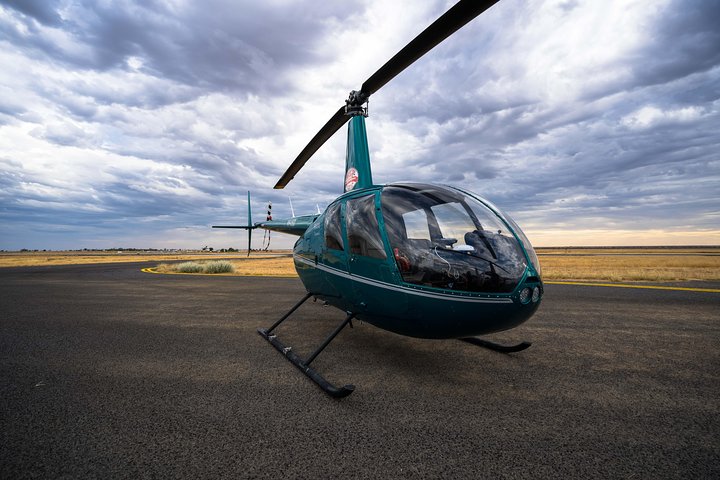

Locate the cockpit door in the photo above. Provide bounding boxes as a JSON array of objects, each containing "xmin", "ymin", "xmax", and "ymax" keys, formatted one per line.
[
  {"xmin": 322, "ymin": 201, "xmax": 348, "ymax": 272},
  {"xmin": 318, "ymin": 201, "xmax": 349, "ymax": 298},
  {"xmin": 343, "ymin": 192, "xmax": 397, "ymax": 307}
]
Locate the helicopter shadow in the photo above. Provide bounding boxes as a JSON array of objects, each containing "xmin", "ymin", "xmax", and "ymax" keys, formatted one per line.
[{"xmin": 317, "ymin": 315, "xmax": 533, "ymax": 394}]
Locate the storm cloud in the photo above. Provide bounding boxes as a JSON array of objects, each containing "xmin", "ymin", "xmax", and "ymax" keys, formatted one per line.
[{"xmin": 0, "ymin": 0, "xmax": 718, "ymax": 249}]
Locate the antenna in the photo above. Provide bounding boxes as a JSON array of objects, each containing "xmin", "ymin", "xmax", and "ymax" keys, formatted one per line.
[{"xmin": 289, "ymin": 197, "xmax": 296, "ymax": 218}]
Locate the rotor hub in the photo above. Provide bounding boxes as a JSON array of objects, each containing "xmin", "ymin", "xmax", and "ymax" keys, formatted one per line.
[{"xmin": 345, "ymin": 90, "xmax": 369, "ymax": 117}]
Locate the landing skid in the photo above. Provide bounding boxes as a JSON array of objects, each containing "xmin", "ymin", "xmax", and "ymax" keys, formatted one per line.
[
  {"xmin": 257, "ymin": 292, "xmax": 355, "ymax": 398},
  {"xmin": 460, "ymin": 337, "xmax": 531, "ymax": 353}
]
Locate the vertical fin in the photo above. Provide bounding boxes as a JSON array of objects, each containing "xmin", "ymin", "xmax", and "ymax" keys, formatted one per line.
[
  {"xmin": 344, "ymin": 115, "xmax": 373, "ymax": 192},
  {"xmin": 247, "ymin": 191, "xmax": 252, "ymax": 257}
]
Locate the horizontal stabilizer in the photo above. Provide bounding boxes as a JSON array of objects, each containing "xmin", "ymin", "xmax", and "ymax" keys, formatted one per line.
[{"xmin": 212, "ymin": 225, "xmax": 257, "ymax": 229}]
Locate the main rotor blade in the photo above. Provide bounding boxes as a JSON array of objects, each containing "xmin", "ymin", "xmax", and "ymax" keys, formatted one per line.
[
  {"xmin": 274, "ymin": 0, "xmax": 500, "ymax": 189},
  {"xmin": 274, "ymin": 105, "xmax": 348, "ymax": 189},
  {"xmin": 361, "ymin": 0, "xmax": 500, "ymax": 96}
]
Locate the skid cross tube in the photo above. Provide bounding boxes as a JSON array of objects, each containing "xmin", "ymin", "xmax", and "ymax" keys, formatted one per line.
[
  {"xmin": 305, "ymin": 312, "xmax": 354, "ymax": 366},
  {"xmin": 257, "ymin": 293, "xmax": 355, "ymax": 398},
  {"xmin": 266, "ymin": 292, "xmax": 313, "ymax": 334}
]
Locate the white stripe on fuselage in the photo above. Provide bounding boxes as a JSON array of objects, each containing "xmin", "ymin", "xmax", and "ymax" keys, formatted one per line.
[{"xmin": 294, "ymin": 255, "xmax": 514, "ymax": 304}]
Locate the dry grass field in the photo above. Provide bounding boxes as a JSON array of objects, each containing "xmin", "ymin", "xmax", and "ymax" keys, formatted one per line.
[
  {"xmin": 3, "ymin": 248, "xmax": 719, "ymax": 282},
  {"xmin": 153, "ymin": 255, "xmax": 296, "ymax": 277},
  {"xmin": 536, "ymin": 248, "xmax": 720, "ymax": 282},
  {"xmin": 0, "ymin": 251, "xmax": 288, "ymax": 268}
]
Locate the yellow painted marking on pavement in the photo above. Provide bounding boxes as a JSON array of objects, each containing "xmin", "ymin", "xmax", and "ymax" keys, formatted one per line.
[
  {"xmin": 546, "ymin": 281, "xmax": 720, "ymax": 293},
  {"xmin": 140, "ymin": 267, "xmax": 296, "ymax": 278}
]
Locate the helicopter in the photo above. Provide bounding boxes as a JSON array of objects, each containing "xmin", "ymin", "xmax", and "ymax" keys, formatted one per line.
[{"xmin": 213, "ymin": 0, "xmax": 543, "ymax": 397}]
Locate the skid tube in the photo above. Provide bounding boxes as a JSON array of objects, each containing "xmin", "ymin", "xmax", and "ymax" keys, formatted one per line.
[
  {"xmin": 460, "ymin": 337, "xmax": 531, "ymax": 353},
  {"xmin": 257, "ymin": 293, "xmax": 355, "ymax": 398}
]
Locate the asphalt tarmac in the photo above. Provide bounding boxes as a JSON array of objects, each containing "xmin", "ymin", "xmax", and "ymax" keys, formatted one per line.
[{"xmin": 1, "ymin": 263, "xmax": 718, "ymax": 479}]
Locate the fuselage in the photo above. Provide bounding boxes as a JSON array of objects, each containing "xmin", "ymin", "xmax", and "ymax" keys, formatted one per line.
[{"xmin": 289, "ymin": 182, "xmax": 543, "ymax": 339}]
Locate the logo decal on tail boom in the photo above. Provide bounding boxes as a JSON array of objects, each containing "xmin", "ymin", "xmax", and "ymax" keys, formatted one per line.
[{"xmin": 345, "ymin": 167, "xmax": 359, "ymax": 191}]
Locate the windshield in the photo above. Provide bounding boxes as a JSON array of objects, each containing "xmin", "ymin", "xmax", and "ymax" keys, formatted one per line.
[{"xmin": 381, "ymin": 184, "xmax": 527, "ymax": 293}]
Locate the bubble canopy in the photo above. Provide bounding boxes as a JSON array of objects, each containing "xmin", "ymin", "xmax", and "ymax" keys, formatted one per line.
[{"xmin": 380, "ymin": 183, "xmax": 538, "ymax": 293}]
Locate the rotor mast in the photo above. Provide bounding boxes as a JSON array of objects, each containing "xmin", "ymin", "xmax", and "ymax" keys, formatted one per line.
[{"xmin": 343, "ymin": 92, "xmax": 372, "ymax": 192}]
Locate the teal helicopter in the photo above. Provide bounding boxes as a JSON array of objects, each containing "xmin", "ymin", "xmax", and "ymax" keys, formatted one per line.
[{"xmin": 214, "ymin": 0, "xmax": 542, "ymax": 397}]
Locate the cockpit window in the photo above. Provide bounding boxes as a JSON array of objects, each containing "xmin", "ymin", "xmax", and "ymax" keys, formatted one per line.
[
  {"xmin": 381, "ymin": 184, "xmax": 527, "ymax": 293},
  {"xmin": 430, "ymin": 202, "xmax": 476, "ymax": 245},
  {"xmin": 324, "ymin": 202, "xmax": 343, "ymax": 251},
  {"xmin": 345, "ymin": 194, "xmax": 387, "ymax": 259},
  {"xmin": 403, "ymin": 209, "xmax": 431, "ymax": 240}
]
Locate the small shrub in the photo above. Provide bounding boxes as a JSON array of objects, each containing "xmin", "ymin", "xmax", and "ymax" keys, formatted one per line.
[
  {"xmin": 174, "ymin": 261, "xmax": 204, "ymax": 273},
  {"xmin": 203, "ymin": 260, "xmax": 234, "ymax": 274}
]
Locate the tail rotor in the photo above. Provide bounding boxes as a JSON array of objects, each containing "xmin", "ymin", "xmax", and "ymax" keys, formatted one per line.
[{"xmin": 211, "ymin": 190, "xmax": 258, "ymax": 256}]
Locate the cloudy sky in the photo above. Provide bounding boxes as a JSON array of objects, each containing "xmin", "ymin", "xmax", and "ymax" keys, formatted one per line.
[{"xmin": 1, "ymin": 0, "xmax": 718, "ymax": 250}]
